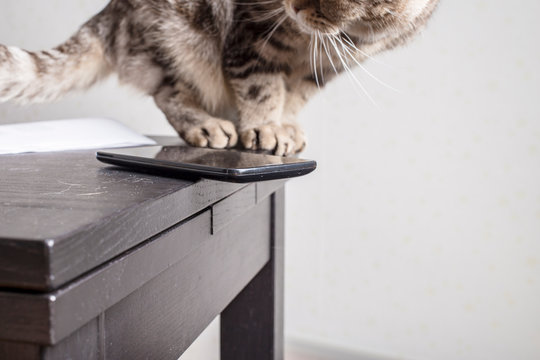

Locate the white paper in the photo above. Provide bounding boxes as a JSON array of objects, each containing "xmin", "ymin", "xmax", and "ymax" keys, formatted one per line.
[{"xmin": 0, "ymin": 118, "xmax": 156, "ymax": 155}]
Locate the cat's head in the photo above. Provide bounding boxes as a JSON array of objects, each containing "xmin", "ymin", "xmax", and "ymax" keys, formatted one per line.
[{"xmin": 283, "ymin": 0, "xmax": 438, "ymax": 41}]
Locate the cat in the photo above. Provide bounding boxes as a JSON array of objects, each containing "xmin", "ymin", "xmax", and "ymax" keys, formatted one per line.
[{"xmin": 0, "ymin": 0, "xmax": 439, "ymax": 156}]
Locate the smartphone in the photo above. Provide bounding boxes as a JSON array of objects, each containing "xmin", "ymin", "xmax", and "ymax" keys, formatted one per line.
[{"xmin": 96, "ymin": 145, "xmax": 317, "ymax": 183}]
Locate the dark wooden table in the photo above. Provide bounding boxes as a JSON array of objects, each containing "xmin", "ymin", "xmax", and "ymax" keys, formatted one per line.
[{"xmin": 0, "ymin": 138, "xmax": 285, "ymax": 360}]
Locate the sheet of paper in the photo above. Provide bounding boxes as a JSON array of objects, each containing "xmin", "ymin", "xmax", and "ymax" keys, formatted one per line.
[{"xmin": 0, "ymin": 118, "xmax": 156, "ymax": 155}]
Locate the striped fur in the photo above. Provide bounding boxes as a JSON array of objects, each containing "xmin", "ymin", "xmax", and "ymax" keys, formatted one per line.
[
  {"xmin": 0, "ymin": 0, "xmax": 439, "ymax": 155},
  {"xmin": 0, "ymin": 27, "xmax": 109, "ymax": 104}
]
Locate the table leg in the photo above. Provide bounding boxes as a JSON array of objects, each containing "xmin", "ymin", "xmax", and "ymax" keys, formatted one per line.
[{"xmin": 220, "ymin": 188, "xmax": 285, "ymax": 360}]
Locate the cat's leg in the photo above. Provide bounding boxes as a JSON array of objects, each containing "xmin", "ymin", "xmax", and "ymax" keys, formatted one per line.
[
  {"xmin": 153, "ymin": 82, "xmax": 238, "ymax": 149},
  {"xmin": 230, "ymin": 74, "xmax": 300, "ymax": 156},
  {"xmin": 280, "ymin": 79, "xmax": 320, "ymax": 153}
]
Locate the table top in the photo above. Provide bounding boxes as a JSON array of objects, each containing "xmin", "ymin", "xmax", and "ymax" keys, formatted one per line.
[{"xmin": 0, "ymin": 137, "xmax": 247, "ymax": 291}]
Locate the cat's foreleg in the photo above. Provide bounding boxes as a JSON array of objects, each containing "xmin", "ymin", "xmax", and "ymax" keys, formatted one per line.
[
  {"xmin": 280, "ymin": 79, "xmax": 320, "ymax": 153},
  {"xmin": 153, "ymin": 82, "xmax": 238, "ymax": 149},
  {"xmin": 230, "ymin": 74, "xmax": 300, "ymax": 156}
]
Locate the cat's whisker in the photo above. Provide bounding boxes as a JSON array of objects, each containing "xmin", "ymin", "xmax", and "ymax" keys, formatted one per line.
[
  {"xmin": 237, "ymin": 6, "xmax": 284, "ymax": 23},
  {"xmin": 247, "ymin": 8, "xmax": 285, "ymax": 23},
  {"xmin": 339, "ymin": 32, "xmax": 388, "ymax": 67},
  {"xmin": 320, "ymin": 34, "xmax": 339, "ymax": 76},
  {"xmin": 312, "ymin": 32, "xmax": 320, "ymax": 88},
  {"xmin": 260, "ymin": 14, "xmax": 288, "ymax": 52},
  {"xmin": 308, "ymin": 34, "xmax": 315, "ymax": 78},
  {"xmin": 317, "ymin": 31, "xmax": 325, "ymax": 84},
  {"xmin": 332, "ymin": 35, "xmax": 399, "ymax": 93},
  {"xmin": 328, "ymin": 36, "xmax": 377, "ymax": 106}
]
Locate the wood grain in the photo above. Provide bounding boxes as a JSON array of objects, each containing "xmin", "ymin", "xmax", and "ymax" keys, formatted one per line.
[{"xmin": 0, "ymin": 150, "xmax": 245, "ymax": 290}]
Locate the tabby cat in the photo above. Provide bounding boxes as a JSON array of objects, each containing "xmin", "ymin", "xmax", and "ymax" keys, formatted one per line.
[{"xmin": 0, "ymin": 0, "xmax": 439, "ymax": 155}]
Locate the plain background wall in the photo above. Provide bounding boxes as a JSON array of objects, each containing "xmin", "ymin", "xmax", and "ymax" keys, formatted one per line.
[{"xmin": 1, "ymin": 1, "xmax": 539, "ymax": 359}]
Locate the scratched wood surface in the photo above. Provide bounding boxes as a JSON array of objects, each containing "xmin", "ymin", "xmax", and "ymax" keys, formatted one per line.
[{"xmin": 0, "ymin": 138, "xmax": 246, "ymax": 291}]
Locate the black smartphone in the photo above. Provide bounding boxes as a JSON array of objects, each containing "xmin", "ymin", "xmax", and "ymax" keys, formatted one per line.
[{"xmin": 96, "ymin": 145, "xmax": 317, "ymax": 183}]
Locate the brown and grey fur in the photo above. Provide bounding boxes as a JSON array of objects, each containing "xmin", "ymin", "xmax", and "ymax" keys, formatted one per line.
[{"xmin": 0, "ymin": 0, "xmax": 439, "ymax": 155}]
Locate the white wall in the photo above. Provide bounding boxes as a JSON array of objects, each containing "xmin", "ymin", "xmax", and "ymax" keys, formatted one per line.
[
  {"xmin": 286, "ymin": 1, "xmax": 540, "ymax": 359},
  {"xmin": 1, "ymin": 1, "xmax": 539, "ymax": 360}
]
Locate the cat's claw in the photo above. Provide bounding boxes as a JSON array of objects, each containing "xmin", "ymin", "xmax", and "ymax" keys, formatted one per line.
[
  {"xmin": 182, "ymin": 118, "xmax": 238, "ymax": 149},
  {"xmin": 240, "ymin": 123, "xmax": 306, "ymax": 156}
]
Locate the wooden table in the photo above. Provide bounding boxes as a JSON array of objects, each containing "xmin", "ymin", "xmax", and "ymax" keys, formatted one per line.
[{"xmin": 0, "ymin": 139, "xmax": 285, "ymax": 360}]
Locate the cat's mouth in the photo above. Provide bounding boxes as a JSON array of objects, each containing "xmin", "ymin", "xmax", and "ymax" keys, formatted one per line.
[{"xmin": 285, "ymin": 5, "xmax": 340, "ymax": 35}]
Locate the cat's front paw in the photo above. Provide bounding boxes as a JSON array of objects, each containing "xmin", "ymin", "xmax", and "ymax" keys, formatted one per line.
[
  {"xmin": 240, "ymin": 123, "xmax": 306, "ymax": 156},
  {"xmin": 181, "ymin": 118, "xmax": 238, "ymax": 149}
]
